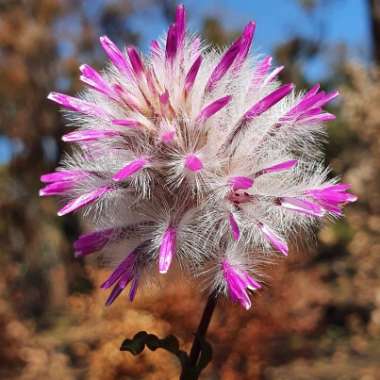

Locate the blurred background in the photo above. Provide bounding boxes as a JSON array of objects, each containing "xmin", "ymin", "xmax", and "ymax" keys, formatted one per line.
[{"xmin": 0, "ymin": 0, "xmax": 379, "ymax": 379}]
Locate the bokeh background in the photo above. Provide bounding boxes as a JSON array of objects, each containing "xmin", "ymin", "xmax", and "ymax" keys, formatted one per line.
[{"xmin": 1, "ymin": 0, "xmax": 379, "ymax": 379}]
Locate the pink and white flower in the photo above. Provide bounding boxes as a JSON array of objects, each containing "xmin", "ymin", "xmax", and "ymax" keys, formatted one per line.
[{"xmin": 41, "ymin": 4, "xmax": 356, "ymax": 309}]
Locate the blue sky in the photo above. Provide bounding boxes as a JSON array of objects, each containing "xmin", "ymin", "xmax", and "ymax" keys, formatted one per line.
[
  {"xmin": 0, "ymin": 0, "xmax": 372, "ymax": 164},
  {"xmin": 130, "ymin": 0, "xmax": 371, "ymax": 64}
]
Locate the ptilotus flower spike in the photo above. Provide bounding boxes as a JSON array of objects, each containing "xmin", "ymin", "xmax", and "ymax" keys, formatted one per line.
[{"xmin": 41, "ymin": 4, "xmax": 356, "ymax": 309}]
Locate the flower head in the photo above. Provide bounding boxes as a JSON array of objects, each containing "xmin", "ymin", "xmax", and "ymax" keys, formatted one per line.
[{"xmin": 41, "ymin": 4, "xmax": 356, "ymax": 309}]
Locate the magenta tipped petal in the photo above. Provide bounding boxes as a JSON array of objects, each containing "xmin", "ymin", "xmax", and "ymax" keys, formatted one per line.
[
  {"xmin": 40, "ymin": 170, "xmax": 87, "ymax": 183},
  {"xmin": 159, "ymin": 227, "xmax": 176, "ymax": 274},
  {"xmin": 166, "ymin": 23, "xmax": 178, "ymax": 63},
  {"xmin": 229, "ymin": 213, "xmax": 240, "ymax": 241},
  {"xmin": 62, "ymin": 130, "xmax": 120, "ymax": 143},
  {"xmin": 47, "ymin": 92, "xmax": 106, "ymax": 117},
  {"xmin": 128, "ymin": 278, "xmax": 139, "ymax": 301},
  {"xmin": 175, "ymin": 4, "xmax": 186, "ymax": 48},
  {"xmin": 99, "ymin": 36, "xmax": 131, "ymax": 76},
  {"xmin": 222, "ymin": 260, "xmax": 260, "ymax": 310},
  {"xmin": 258, "ymin": 223, "xmax": 288, "ymax": 256},
  {"xmin": 257, "ymin": 56, "xmax": 272, "ymax": 76},
  {"xmin": 235, "ymin": 21, "xmax": 256, "ymax": 67},
  {"xmin": 127, "ymin": 46, "xmax": 145, "ymax": 78},
  {"xmin": 112, "ymin": 119, "xmax": 140, "ymax": 128},
  {"xmin": 305, "ymin": 184, "xmax": 357, "ymax": 215},
  {"xmin": 263, "ymin": 65, "xmax": 284, "ymax": 84},
  {"xmin": 197, "ymin": 95, "xmax": 232, "ymax": 123},
  {"xmin": 105, "ymin": 284, "xmax": 124, "ymax": 306},
  {"xmin": 150, "ymin": 40, "xmax": 160, "ymax": 56},
  {"xmin": 39, "ymin": 181, "xmax": 73, "ymax": 196},
  {"xmin": 79, "ymin": 64, "xmax": 114, "ymax": 98},
  {"xmin": 256, "ymin": 159, "xmax": 298, "ymax": 176},
  {"xmin": 57, "ymin": 186, "xmax": 110, "ymax": 216},
  {"xmin": 206, "ymin": 43, "xmax": 240, "ymax": 91},
  {"xmin": 112, "ymin": 158, "xmax": 147, "ymax": 182},
  {"xmin": 101, "ymin": 250, "xmax": 137, "ymax": 289},
  {"xmin": 74, "ymin": 228, "xmax": 116, "ymax": 258},
  {"xmin": 298, "ymin": 112, "xmax": 336, "ymax": 124},
  {"xmin": 184, "ymin": 55, "xmax": 202, "ymax": 94},
  {"xmin": 280, "ymin": 197, "xmax": 325, "ymax": 217},
  {"xmin": 228, "ymin": 176, "xmax": 253, "ymax": 191},
  {"xmin": 245, "ymin": 84, "xmax": 294, "ymax": 119}
]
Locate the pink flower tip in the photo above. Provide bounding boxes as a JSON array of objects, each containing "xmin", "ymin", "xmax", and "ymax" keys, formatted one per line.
[
  {"xmin": 184, "ymin": 154, "xmax": 203, "ymax": 172},
  {"xmin": 160, "ymin": 131, "xmax": 176, "ymax": 143},
  {"xmin": 228, "ymin": 176, "xmax": 253, "ymax": 191},
  {"xmin": 112, "ymin": 158, "xmax": 147, "ymax": 182}
]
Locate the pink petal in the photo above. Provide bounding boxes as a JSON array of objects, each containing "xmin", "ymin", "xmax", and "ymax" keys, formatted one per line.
[
  {"xmin": 222, "ymin": 261, "xmax": 252, "ymax": 309},
  {"xmin": 297, "ymin": 112, "xmax": 336, "ymax": 124},
  {"xmin": 57, "ymin": 186, "xmax": 110, "ymax": 216},
  {"xmin": 150, "ymin": 40, "xmax": 161, "ymax": 57},
  {"xmin": 175, "ymin": 4, "xmax": 186, "ymax": 49},
  {"xmin": 112, "ymin": 119, "xmax": 140, "ymax": 128},
  {"xmin": 258, "ymin": 223, "xmax": 288, "ymax": 256},
  {"xmin": 228, "ymin": 277, "xmax": 252, "ymax": 310},
  {"xmin": 206, "ymin": 43, "xmax": 240, "ymax": 91},
  {"xmin": 101, "ymin": 250, "xmax": 137, "ymax": 289},
  {"xmin": 99, "ymin": 36, "xmax": 131, "ymax": 77},
  {"xmin": 311, "ymin": 183, "xmax": 351, "ymax": 193},
  {"xmin": 190, "ymin": 37, "xmax": 201, "ymax": 58},
  {"xmin": 105, "ymin": 284, "xmax": 124, "ymax": 306},
  {"xmin": 128, "ymin": 278, "xmax": 139, "ymax": 301},
  {"xmin": 251, "ymin": 56, "xmax": 272, "ymax": 86},
  {"xmin": 228, "ymin": 176, "xmax": 253, "ymax": 191},
  {"xmin": 280, "ymin": 197, "xmax": 325, "ymax": 217},
  {"xmin": 165, "ymin": 23, "xmax": 178, "ymax": 63},
  {"xmin": 62, "ymin": 130, "xmax": 120, "ymax": 142},
  {"xmin": 263, "ymin": 65, "xmax": 284, "ymax": 84},
  {"xmin": 47, "ymin": 92, "xmax": 106, "ymax": 117},
  {"xmin": 112, "ymin": 158, "xmax": 147, "ymax": 182},
  {"xmin": 229, "ymin": 212, "xmax": 240, "ymax": 241},
  {"xmin": 244, "ymin": 273, "xmax": 262, "ymax": 290},
  {"xmin": 255, "ymin": 159, "xmax": 298, "ymax": 176},
  {"xmin": 127, "ymin": 46, "xmax": 145, "ymax": 78},
  {"xmin": 74, "ymin": 228, "xmax": 116, "ymax": 258},
  {"xmin": 159, "ymin": 227, "xmax": 176, "ymax": 274},
  {"xmin": 79, "ymin": 64, "xmax": 115, "ymax": 98},
  {"xmin": 244, "ymin": 84, "xmax": 294, "ymax": 119},
  {"xmin": 197, "ymin": 95, "xmax": 231, "ymax": 123},
  {"xmin": 184, "ymin": 55, "xmax": 202, "ymax": 95},
  {"xmin": 256, "ymin": 56, "xmax": 272, "ymax": 77},
  {"xmin": 235, "ymin": 22, "xmax": 256, "ymax": 68},
  {"xmin": 40, "ymin": 170, "xmax": 86, "ymax": 183},
  {"xmin": 39, "ymin": 181, "xmax": 74, "ymax": 196}
]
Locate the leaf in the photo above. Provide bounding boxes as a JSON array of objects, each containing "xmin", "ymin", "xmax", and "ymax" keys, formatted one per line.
[
  {"xmin": 120, "ymin": 331, "xmax": 149, "ymax": 355},
  {"xmin": 120, "ymin": 330, "xmax": 185, "ymax": 358},
  {"xmin": 120, "ymin": 330, "xmax": 213, "ymax": 380}
]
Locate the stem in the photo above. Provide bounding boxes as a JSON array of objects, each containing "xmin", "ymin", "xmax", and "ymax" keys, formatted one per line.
[{"xmin": 180, "ymin": 292, "xmax": 218, "ymax": 380}]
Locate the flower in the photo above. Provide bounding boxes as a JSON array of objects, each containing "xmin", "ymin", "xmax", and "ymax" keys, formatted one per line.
[{"xmin": 41, "ymin": 4, "xmax": 356, "ymax": 309}]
